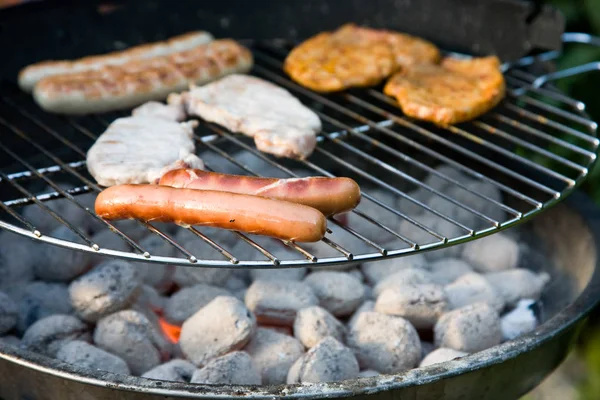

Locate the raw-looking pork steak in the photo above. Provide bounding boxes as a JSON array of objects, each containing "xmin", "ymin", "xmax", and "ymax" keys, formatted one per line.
[
  {"xmin": 86, "ymin": 116, "xmax": 203, "ymax": 187},
  {"xmin": 170, "ymin": 74, "xmax": 322, "ymax": 159}
]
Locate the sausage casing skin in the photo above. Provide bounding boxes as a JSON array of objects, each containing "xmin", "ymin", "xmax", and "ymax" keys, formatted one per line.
[
  {"xmin": 95, "ymin": 185, "xmax": 327, "ymax": 243},
  {"xmin": 159, "ymin": 169, "xmax": 361, "ymax": 216}
]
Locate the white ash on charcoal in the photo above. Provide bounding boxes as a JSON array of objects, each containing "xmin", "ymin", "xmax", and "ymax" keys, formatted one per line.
[
  {"xmin": 260, "ymin": 325, "xmax": 293, "ymax": 336},
  {"xmin": 89, "ymin": 229, "xmax": 132, "ymax": 267},
  {"xmin": 135, "ymin": 235, "xmax": 176, "ymax": 292},
  {"xmin": 358, "ymin": 370, "xmax": 380, "ymax": 378},
  {"xmin": 427, "ymin": 258, "xmax": 474, "ymax": 285},
  {"xmin": 94, "ymin": 309, "xmax": 171, "ymax": 375},
  {"xmin": 347, "ymin": 268, "xmax": 365, "ymax": 282},
  {"xmin": 0, "ymin": 335, "xmax": 20, "ymax": 347},
  {"xmin": 347, "ymin": 300, "xmax": 375, "ymax": 329},
  {"xmin": 444, "ymin": 273, "xmax": 505, "ymax": 312},
  {"xmin": 191, "ymin": 351, "xmax": 262, "ymax": 385},
  {"xmin": 485, "ymin": 269, "xmax": 550, "ymax": 308},
  {"xmin": 397, "ymin": 215, "xmax": 465, "ymax": 261},
  {"xmin": 163, "ymin": 283, "xmax": 231, "ymax": 325},
  {"xmin": 398, "ymin": 165, "xmax": 472, "ymax": 217},
  {"xmin": 293, "ymin": 306, "xmax": 347, "ymax": 348},
  {"xmin": 7, "ymin": 281, "xmax": 73, "ymax": 333},
  {"xmin": 244, "ymin": 327, "xmax": 304, "ymax": 385},
  {"xmin": 135, "ymin": 284, "xmax": 165, "ymax": 314},
  {"xmin": 56, "ymin": 340, "xmax": 130, "ymax": 375},
  {"xmin": 372, "ymin": 268, "xmax": 434, "ymax": 296},
  {"xmin": 419, "ymin": 348, "xmax": 468, "ymax": 368},
  {"xmin": 180, "ymin": 296, "xmax": 256, "ymax": 366},
  {"xmin": 22, "ymin": 195, "xmax": 90, "ymax": 234},
  {"xmin": 375, "ymin": 283, "xmax": 448, "ymax": 329},
  {"xmin": 223, "ymin": 276, "xmax": 247, "ymax": 292},
  {"xmin": 421, "ymin": 341, "xmax": 435, "ymax": 359},
  {"xmin": 142, "ymin": 359, "xmax": 197, "ymax": 382},
  {"xmin": 0, "ymin": 292, "xmax": 17, "ymax": 335},
  {"xmin": 108, "ymin": 220, "xmax": 149, "ymax": 242},
  {"xmin": 343, "ymin": 190, "xmax": 405, "ymax": 244},
  {"xmin": 425, "ymin": 180, "xmax": 505, "ymax": 231},
  {"xmin": 287, "ymin": 336, "xmax": 359, "ymax": 384},
  {"xmin": 304, "ymin": 271, "xmax": 365, "ymax": 317},
  {"xmin": 361, "ymin": 253, "xmax": 428, "ymax": 285},
  {"xmin": 173, "ymin": 266, "xmax": 233, "ymax": 289},
  {"xmin": 501, "ymin": 299, "xmax": 539, "ymax": 341},
  {"xmin": 21, "ymin": 314, "xmax": 90, "ymax": 357},
  {"xmin": 348, "ymin": 311, "xmax": 421, "ymax": 373},
  {"xmin": 0, "ymin": 232, "xmax": 37, "ymax": 290},
  {"xmin": 245, "ymin": 280, "xmax": 318, "ymax": 326},
  {"xmin": 434, "ymin": 302, "xmax": 502, "ymax": 353},
  {"xmin": 461, "ymin": 232, "xmax": 520, "ymax": 273},
  {"xmin": 69, "ymin": 260, "xmax": 141, "ymax": 322},
  {"xmin": 251, "ymin": 267, "xmax": 307, "ymax": 282},
  {"xmin": 36, "ymin": 225, "xmax": 92, "ymax": 282}
]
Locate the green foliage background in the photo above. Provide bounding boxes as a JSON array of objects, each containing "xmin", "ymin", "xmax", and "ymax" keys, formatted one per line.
[{"xmin": 542, "ymin": 1, "xmax": 600, "ymax": 398}]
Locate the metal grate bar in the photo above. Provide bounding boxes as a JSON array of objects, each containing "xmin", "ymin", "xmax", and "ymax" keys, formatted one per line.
[
  {"xmin": 196, "ymin": 132, "xmax": 374, "ymax": 256},
  {"xmin": 355, "ymin": 92, "xmax": 561, "ymax": 197},
  {"xmin": 442, "ymin": 123, "xmax": 576, "ymax": 185},
  {"xmin": 489, "ymin": 113, "xmax": 596, "ymax": 159},
  {"xmin": 283, "ymin": 241, "xmax": 319, "ymax": 262},
  {"xmin": 64, "ymin": 115, "xmax": 234, "ymax": 261},
  {"xmin": 0, "ymin": 117, "xmax": 148, "ymax": 254},
  {"xmin": 185, "ymin": 226, "xmax": 239, "ymax": 264},
  {"xmin": 503, "ymin": 103, "xmax": 599, "ymax": 145},
  {"xmin": 472, "ymin": 120, "xmax": 588, "ymax": 172},
  {"xmin": 199, "ymin": 161, "xmax": 319, "ymax": 261},
  {"xmin": 203, "ymin": 122, "xmax": 459, "ymax": 239},
  {"xmin": 141, "ymin": 222, "xmax": 197, "ymax": 263},
  {"xmin": 319, "ymin": 124, "xmax": 501, "ymax": 227},
  {"xmin": 250, "ymin": 56, "xmax": 544, "ymax": 208},
  {"xmin": 505, "ymin": 74, "xmax": 584, "ymax": 111},
  {"xmin": 232, "ymin": 232, "xmax": 280, "ymax": 265},
  {"xmin": 299, "ymin": 156, "xmax": 442, "ymax": 243},
  {"xmin": 511, "ymin": 93, "xmax": 597, "ymax": 130},
  {"xmin": 194, "ymin": 130, "xmax": 398, "ymax": 248},
  {"xmin": 316, "ymin": 110, "xmax": 521, "ymax": 218},
  {"xmin": 0, "ymin": 154, "xmax": 93, "ymax": 246},
  {"xmin": 4, "ymin": 186, "xmax": 92, "ymax": 207},
  {"xmin": 1, "ymin": 161, "xmax": 87, "ymax": 183}
]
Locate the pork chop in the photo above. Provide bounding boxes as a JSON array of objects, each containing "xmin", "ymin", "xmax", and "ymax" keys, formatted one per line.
[
  {"xmin": 86, "ymin": 117, "xmax": 204, "ymax": 187},
  {"xmin": 284, "ymin": 23, "xmax": 440, "ymax": 92},
  {"xmin": 171, "ymin": 74, "xmax": 321, "ymax": 159},
  {"xmin": 132, "ymin": 101, "xmax": 186, "ymax": 121},
  {"xmin": 384, "ymin": 56, "xmax": 505, "ymax": 125}
]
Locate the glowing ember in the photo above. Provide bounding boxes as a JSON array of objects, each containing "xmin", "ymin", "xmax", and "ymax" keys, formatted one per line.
[{"xmin": 158, "ymin": 317, "xmax": 181, "ymax": 343}]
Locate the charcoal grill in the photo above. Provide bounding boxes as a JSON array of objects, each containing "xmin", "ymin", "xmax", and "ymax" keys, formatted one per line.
[{"xmin": 1, "ymin": 0, "xmax": 600, "ymax": 399}]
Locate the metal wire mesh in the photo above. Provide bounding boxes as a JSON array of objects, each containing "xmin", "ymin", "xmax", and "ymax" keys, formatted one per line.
[{"xmin": 0, "ymin": 40, "xmax": 597, "ymax": 268}]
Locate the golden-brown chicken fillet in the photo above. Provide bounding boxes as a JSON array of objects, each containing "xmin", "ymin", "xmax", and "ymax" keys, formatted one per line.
[
  {"xmin": 284, "ymin": 23, "xmax": 440, "ymax": 93},
  {"xmin": 383, "ymin": 56, "xmax": 505, "ymax": 125}
]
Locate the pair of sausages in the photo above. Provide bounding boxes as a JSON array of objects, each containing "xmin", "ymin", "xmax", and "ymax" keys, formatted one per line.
[{"xmin": 95, "ymin": 170, "xmax": 361, "ymax": 242}]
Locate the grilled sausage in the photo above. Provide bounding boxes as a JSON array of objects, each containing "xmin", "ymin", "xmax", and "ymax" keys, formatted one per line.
[
  {"xmin": 95, "ymin": 185, "xmax": 327, "ymax": 243},
  {"xmin": 18, "ymin": 31, "xmax": 214, "ymax": 92},
  {"xmin": 33, "ymin": 39, "xmax": 253, "ymax": 115},
  {"xmin": 159, "ymin": 169, "xmax": 361, "ymax": 216}
]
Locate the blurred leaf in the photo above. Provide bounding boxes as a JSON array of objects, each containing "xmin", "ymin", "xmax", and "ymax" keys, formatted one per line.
[
  {"xmin": 585, "ymin": 0, "xmax": 600, "ymax": 34},
  {"xmin": 546, "ymin": 0, "xmax": 583, "ymax": 23}
]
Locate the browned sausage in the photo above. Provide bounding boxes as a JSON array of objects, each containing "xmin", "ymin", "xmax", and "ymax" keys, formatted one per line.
[
  {"xmin": 159, "ymin": 169, "xmax": 361, "ymax": 216},
  {"xmin": 95, "ymin": 184, "xmax": 327, "ymax": 243}
]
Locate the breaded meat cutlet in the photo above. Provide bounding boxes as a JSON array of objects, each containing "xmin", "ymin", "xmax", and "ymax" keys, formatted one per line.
[{"xmin": 384, "ymin": 56, "xmax": 505, "ymax": 125}]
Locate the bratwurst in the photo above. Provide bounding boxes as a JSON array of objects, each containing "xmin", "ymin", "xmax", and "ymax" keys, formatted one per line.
[
  {"xmin": 19, "ymin": 31, "xmax": 214, "ymax": 92},
  {"xmin": 159, "ymin": 169, "xmax": 361, "ymax": 216},
  {"xmin": 95, "ymin": 185, "xmax": 327, "ymax": 243}
]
